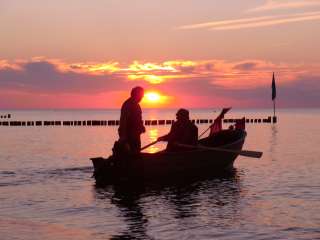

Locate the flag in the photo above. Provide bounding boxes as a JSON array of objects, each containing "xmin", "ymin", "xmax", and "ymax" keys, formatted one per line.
[
  {"xmin": 209, "ymin": 108, "xmax": 231, "ymax": 136},
  {"xmin": 272, "ymin": 72, "xmax": 276, "ymax": 100}
]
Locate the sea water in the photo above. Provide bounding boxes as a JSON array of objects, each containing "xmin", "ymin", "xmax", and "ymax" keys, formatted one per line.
[{"xmin": 0, "ymin": 109, "xmax": 319, "ymax": 240}]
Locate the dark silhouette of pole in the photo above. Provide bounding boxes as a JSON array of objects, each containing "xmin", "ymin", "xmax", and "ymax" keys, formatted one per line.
[{"xmin": 272, "ymin": 72, "xmax": 277, "ymax": 123}]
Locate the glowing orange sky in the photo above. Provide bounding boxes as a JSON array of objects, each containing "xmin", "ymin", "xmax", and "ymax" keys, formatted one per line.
[{"xmin": 0, "ymin": 0, "xmax": 320, "ymax": 108}]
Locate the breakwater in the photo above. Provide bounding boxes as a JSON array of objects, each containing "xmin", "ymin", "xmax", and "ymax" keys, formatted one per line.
[
  {"xmin": 0, "ymin": 116, "xmax": 277, "ymax": 127},
  {"xmin": 0, "ymin": 114, "xmax": 11, "ymax": 119}
]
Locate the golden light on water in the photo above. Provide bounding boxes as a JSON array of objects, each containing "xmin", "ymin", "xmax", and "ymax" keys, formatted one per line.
[{"xmin": 147, "ymin": 128, "xmax": 160, "ymax": 153}]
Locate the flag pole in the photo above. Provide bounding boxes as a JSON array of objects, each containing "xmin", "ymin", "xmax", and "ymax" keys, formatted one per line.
[{"xmin": 272, "ymin": 72, "xmax": 277, "ymax": 123}]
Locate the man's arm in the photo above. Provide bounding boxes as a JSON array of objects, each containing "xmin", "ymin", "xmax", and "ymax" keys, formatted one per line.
[{"xmin": 157, "ymin": 123, "xmax": 175, "ymax": 141}]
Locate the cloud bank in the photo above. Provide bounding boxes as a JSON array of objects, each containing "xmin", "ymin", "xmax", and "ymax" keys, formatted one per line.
[{"xmin": 0, "ymin": 58, "xmax": 319, "ymax": 108}]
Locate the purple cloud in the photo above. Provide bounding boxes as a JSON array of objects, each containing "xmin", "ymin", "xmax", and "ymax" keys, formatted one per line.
[
  {"xmin": 233, "ymin": 62, "xmax": 258, "ymax": 71},
  {"xmin": 0, "ymin": 61, "xmax": 133, "ymax": 94}
]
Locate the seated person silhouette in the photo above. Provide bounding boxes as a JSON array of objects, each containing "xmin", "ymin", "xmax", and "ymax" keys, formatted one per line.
[{"xmin": 158, "ymin": 109, "xmax": 198, "ymax": 152}]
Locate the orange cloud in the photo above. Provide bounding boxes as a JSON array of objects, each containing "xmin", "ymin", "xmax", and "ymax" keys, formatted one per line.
[
  {"xmin": 127, "ymin": 61, "xmax": 179, "ymax": 84},
  {"xmin": 0, "ymin": 60, "xmax": 23, "ymax": 70},
  {"xmin": 1, "ymin": 58, "xmax": 320, "ymax": 108},
  {"xmin": 71, "ymin": 62, "xmax": 120, "ymax": 74},
  {"xmin": 128, "ymin": 61, "xmax": 176, "ymax": 72},
  {"xmin": 128, "ymin": 74, "xmax": 167, "ymax": 84}
]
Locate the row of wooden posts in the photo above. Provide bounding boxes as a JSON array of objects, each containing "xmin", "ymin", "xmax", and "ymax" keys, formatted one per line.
[
  {"xmin": 0, "ymin": 114, "xmax": 11, "ymax": 119},
  {"xmin": 0, "ymin": 116, "xmax": 277, "ymax": 127}
]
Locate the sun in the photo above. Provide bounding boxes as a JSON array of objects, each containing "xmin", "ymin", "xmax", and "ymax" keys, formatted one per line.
[
  {"xmin": 144, "ymin": 92, "xmax": 161, "ymax": 102},
  {"xmin": 141, "ymin": 90, "xmax": 172, "ymax": 107}
]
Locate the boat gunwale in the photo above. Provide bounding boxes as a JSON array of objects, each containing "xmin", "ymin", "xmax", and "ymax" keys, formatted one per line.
[{"xmin": 141, "ymin": 130, "xmax": 247, "ymax": 158}]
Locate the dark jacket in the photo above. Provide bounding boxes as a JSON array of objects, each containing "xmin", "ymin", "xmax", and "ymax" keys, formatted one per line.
[
  {"xmin": 118, "ymin": 97, "xmax": 145, "ymax": 151},
  {"xmin": 162, "ymin": 120, "xmax": 198, "ymax": 151}
]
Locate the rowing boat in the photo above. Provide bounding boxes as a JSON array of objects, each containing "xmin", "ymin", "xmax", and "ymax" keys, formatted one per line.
[{"xmin": 91, "ymin": 129, "xmax": 246, "ymax": 185}]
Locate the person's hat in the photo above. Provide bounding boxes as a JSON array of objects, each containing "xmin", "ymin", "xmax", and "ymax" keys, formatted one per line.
[{"xmin": 176, "ymin": 108, "xmax": 189, "ymax": 118}]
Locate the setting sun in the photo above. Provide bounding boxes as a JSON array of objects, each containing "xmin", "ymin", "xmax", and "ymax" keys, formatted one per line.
[
  {"xmin": 145, "ymin": 92, "xmax": 160, "ymax": 102},
  {"xmin": 141, "ymin": 91, "xmax": 172, "ymax": 107}
]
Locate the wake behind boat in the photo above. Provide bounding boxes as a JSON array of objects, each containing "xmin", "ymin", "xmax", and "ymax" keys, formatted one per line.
[{"xmin": 91, "ymin": 129, "xmax": 247, "ymax": 185}]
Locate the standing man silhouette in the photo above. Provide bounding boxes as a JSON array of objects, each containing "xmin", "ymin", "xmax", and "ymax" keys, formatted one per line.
[{"xmin": 118, "ymin": 86, "xmax": 145, "ymax": 153}]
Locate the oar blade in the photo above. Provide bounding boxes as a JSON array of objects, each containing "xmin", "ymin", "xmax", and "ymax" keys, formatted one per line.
[{"xmin": 178, "ymin": 143, "xmax": 263, "ymax": 159}]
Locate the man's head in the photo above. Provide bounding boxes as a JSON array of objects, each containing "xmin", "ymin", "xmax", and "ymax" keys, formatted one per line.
[
  {"xmin": 176, "ymin": 108, "xmax": 189, "ymax": 122},
  {"xmin": 131, "ymin": 86, "xmax": 144, "ymax": 103}
]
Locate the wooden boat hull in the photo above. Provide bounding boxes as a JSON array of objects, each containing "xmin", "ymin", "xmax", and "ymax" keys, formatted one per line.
[{"xmin": 91, "ymin": 129, "xmax": 246, "ymax": 185}]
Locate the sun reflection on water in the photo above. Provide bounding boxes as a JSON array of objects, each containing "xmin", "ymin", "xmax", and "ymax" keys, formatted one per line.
[{"xmin": 147, "ymin": 128, "xmax": 160, "ymax": 153}]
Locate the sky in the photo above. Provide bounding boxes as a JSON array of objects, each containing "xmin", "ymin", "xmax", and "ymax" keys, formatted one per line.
[{"xmin": 0, "ymin": 0, "xmax": 319, "ymax": 109}]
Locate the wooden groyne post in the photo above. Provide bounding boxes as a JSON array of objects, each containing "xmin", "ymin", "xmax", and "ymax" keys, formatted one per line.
[
  {"xmin": 0, "ymin": 116, "xmax": 277, "ymax": 127},
  {"xmin": 0, "ymin": 114, "xmax": 11, "ymax": 119}
]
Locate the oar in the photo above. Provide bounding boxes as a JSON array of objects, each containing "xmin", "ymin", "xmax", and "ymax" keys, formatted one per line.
[
  {"xmin": 140, "ymin": 140, "xmax": 160, "ymax": 151},
  {"xmin": 175, "ymin": 143, "xmax": 263, "ymax": 158},
  {"xmin": 199, "ymin": 127, "xmax": 211, "ymax": 138}
]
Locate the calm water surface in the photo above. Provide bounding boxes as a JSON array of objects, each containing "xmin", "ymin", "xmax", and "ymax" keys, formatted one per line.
[{"xmin": 0, "ymin": 109, "xmax": 319, "ymax": 239}]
